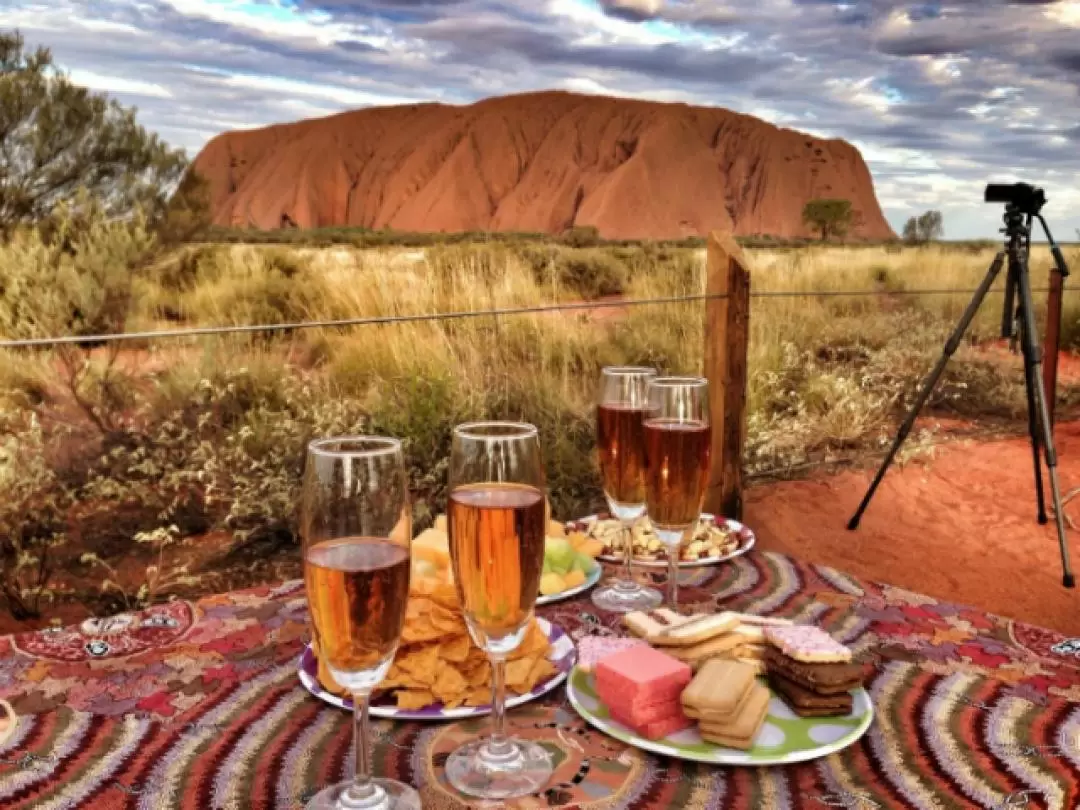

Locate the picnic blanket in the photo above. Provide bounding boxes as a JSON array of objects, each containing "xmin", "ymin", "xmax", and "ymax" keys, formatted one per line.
[{"xmin": 1, "ymin": 549, "xmax": 1080, "ymax": 809}]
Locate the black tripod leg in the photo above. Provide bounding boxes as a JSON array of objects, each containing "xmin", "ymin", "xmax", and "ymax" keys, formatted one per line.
[
  {"xmin": 1019, "ymin": 311, "xmax": 1048, "ymax": 523},
  {"xmin": 849, "ymin": 252, "xmax": 1007, "ymax": 530},
  {"xmin": 1016, "ymin": 254, "xmax": 1076, "ymax": 588}
]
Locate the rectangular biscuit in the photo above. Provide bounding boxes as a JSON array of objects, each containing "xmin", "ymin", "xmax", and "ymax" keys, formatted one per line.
[
  {"xmin": 731, "ymin": 625, "xmax": 766, "ymax": 645},
  {"xmin": 667, "ymin": 633, "xmax": 743, "ymax": 665},
  {"xmin": 650, "ymin": 612, "xmax": 740, "ymax": 646},
  {"xmin": 735, "ymin": 657, "xmax": 766, "ymax": 676},
  {"xmin": 734, "ymin": 643, "xmax": 767, "ymax": 660},
  {"xmin": 765, "ymin": 625, "xmax": 853, "ymax": 663},
  {"xmin": 624, "ymin": 608, "xmax": 696, "ymax": 639},
  {"xmin": 681, "ymin": 659, "xmax": 756, "ymax": 717},
  {"xmin": 764, "ymin": 647, "xmax": 865, "ymax": 694},
  {"xmin": 767, "ymin": 671, "xmax": 853, "ymax": 717},
  {"xmin": 729, "ymin": 613, "xmax": 794, "ymax": 628},
  {"xmin": 698, "ymin": 681, "xmax": 770, "ymax": 750}
]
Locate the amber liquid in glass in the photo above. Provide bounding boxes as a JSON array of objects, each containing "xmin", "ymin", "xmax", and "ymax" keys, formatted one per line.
[
  {"xmin": 597, "ymin": 403, "xmax": 647, "ymax": 506},
  {"xmin": 448, "ymin": 483, "xmax": 545, "ymax": 644},
  {"xmin": 642, "ymin": 418, "xmax": 712, "ymax": 530},
  {"xmin": 305, "ymin": 537, "xmax": 410, "ymax": 673}
]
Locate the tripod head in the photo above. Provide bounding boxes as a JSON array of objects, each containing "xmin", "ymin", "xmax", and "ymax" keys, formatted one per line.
[{"xmin": 985, "ymin": 182, "xmax": 1046, "ymax": 217}]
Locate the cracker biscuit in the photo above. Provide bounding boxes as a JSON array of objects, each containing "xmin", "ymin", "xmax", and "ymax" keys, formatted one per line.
[
  {"xmin": 733, "ymin": 643, "xmax": 767, "ymax": 660},
  {"xmin": 731, "ymin": 624, "xmax": 766, "ymax": 645},
  {"xmin": 698, "ymin": 681, "xmax": 771, "ymax": 750},
  {"xmin": 765, "ymin": 625, "xmax": 852, "ymax": 663},
  {"xmin": 667, "ymin": 632, "xmax": 744, "ymax": 666},
  {"xmin": 735, "ymin": 657, "xmax": 766, "ymax": 676},
  {"xmin": 681, "ymin": 659, "xmax": 756, "ymax": 718},
  {"xmin": 624, "ymin": 608, "xmax": 695, "ymax": 639},
  {"xmin": 650, "ymin": 612, "xmax": 740, "ymax": 646},
  {"xmin": 730, "ymin": 613, "xmax": 794, "ymax": 628}
]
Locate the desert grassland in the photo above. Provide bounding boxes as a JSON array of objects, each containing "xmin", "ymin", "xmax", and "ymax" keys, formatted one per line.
[{"xmin": 2, "ymin": 231, "xmax": 1080, "ymax": 620}]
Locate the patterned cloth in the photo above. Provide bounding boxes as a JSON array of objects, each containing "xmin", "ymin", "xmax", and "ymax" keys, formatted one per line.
[{"xmin": 1, "ymin": 551, "xmax": 1080, "ymax": 809}]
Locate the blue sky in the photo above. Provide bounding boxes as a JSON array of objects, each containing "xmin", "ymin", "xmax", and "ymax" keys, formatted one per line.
[{"xmin": 2, "ymin": 0, "xmax": 1080, "ymax": 240}]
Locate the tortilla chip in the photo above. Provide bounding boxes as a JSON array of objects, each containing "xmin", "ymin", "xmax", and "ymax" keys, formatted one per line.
[
  {"xmin": 395, "ymin": 690, "xmax": 437, "ymax": 711},
  {"xmin": 396, "ymin": 646, "xmax": 441, "ymax": 684},
  {"xmin": 505, "ymin": 656, "xmax": 539, "ymax": 692},
  {"xmin": 432, "ymin": 665, "xmax": 469, "ymax": 703},
  {"xmin": 465, "ymin": 687, "xmax": 492, "ymax": 706},
  {"xmin": 441, "ymin": 634, "xmax": 472, "ymax": 663}
]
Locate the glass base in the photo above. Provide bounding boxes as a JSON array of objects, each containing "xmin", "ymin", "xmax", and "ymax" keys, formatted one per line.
[
  {"xmin": 591, "ymin": 581, "xmax": 662, "ymax": 613},
  {"xmin": 304, "ymin": 778, "xmax": 420, "ymax": 810},
  {"xmin": 446, "ymin": 737, "xmax": 553, "ymax": 800}
]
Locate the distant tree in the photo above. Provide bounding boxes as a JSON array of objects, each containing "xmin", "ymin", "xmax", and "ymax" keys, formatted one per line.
[
  {"xmin": 802, "ymin": 199, "xmax": 854, "ymax": 242},
  {"xmin": 902, "ymin": 210, "xmax": 944, "ymax": 244},
  {"xmin": 0, "ymin": 30, "xmax": 187, "ymax": 235}
]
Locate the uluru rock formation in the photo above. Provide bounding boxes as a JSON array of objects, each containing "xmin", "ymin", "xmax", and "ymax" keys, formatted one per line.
[{"xmin": 192, "ymin": 91, "xmax": 895, "ymax": 241}]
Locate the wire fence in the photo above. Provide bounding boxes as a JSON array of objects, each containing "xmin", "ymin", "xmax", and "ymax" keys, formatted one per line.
[{"xmin": 0, "ymin": 284, "xmax": 1072, "ymax": 350}]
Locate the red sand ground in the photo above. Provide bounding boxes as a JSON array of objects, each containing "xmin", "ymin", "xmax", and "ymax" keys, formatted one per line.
[{"xmin": 746, "ymin": 420, "xmax": 1080, "ymax": 635}]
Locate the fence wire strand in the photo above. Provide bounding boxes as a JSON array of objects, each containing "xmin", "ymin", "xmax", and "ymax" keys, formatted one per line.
[{"xmin": 0, "ymin": 285, "xmax": 1070, "ymax": 350}]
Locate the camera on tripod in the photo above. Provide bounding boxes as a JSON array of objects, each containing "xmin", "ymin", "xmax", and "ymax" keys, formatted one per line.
[
  {"xmin": 984, "ymin": 182, "xmax": 1046, "ymax": 216},
  {"xmin": 850, "ymin": 180, "xmax": 1076, "ymax": 589}
]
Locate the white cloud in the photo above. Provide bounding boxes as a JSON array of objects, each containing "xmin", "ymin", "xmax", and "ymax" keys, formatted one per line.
[
  {"xmin": 67, "ymin": 69, "xmax": 173, "ymax": 98},
  {"xmin": 219, "ymin": 72, "xmax": 420, "ymax": 108}
]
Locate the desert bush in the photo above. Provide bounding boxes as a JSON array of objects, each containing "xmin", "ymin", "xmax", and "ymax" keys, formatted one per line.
[{"xmin": 0, "ymin": 411, "xmax": 72, "ymax": 619}]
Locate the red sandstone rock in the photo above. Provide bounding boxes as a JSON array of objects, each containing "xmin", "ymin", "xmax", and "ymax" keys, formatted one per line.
[{"xmin": 192, "ymin": 90, "xmax": 895, "ymax": 241}]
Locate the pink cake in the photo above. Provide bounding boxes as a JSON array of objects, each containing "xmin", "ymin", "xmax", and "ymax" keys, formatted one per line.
[
  {"xmin": 577, "ymin": 636, "xmax": 647, "ymax": 673},
  {"xmin": 609, "ymin": 706, "xmax": 693, "ymax": 740},
  {"xmin": 595, "ymin": 645, "xmax": 691, "ymax": 703},
  {"xmin": 594, "ymin": 645, "xmax": 692, "ymax": 739}
]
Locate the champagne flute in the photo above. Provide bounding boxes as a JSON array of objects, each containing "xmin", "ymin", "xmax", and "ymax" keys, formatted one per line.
[
  {"xmin": 591, "ymin": 366, "xmax": 663, "ymax": 612},
  {"xmin": 642, "ymin": 378, "xmax": 712, "ymax": 610},
  {"xmin": 301, "ymin": 437, "xmax": 420, "ymax": 810},
  {"xmin": 445, "ymin": 421, "xmax": 553, "ymax": 799}
]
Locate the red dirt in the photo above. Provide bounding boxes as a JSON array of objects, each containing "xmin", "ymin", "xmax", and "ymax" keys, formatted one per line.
[
  {"xmin": 193, "ymin": 90, "xmax": 893, "ymax": 241},
  {"xmin": 746, "ymin": 420, "xmax": 1080, "ymax": 635}
]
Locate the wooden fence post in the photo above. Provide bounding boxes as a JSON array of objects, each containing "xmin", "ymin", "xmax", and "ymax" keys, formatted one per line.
[
  {"xmin": 1043, "ymin": 266, "xmax": 1064, "ymax": 427},
  {"xmin": 704, "ymin": 231, "xmax": 751, "ymax": 521}
]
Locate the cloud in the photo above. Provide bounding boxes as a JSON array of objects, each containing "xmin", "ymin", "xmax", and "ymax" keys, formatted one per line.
[{"xmin": 1, "ymin": 0, "xmax": 1078, "ymax": 238}]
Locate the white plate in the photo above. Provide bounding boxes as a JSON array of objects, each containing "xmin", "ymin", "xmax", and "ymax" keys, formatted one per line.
[
  {"xmin": 536, "ymin": 564, "xmax": 602, "ymax": 605},
  {"xmin": 298, "ymin": 618, "xmax": 576, "ymax": 721},
  {"xmin": 567, "ymin": 666, "xmax": 874, "ymax": 766},
  {"xmin": 568, "ymin": 513, "xmax": 756, "ymax": 569}
]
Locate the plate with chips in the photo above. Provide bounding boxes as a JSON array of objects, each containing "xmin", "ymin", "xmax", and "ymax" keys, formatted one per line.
[
  {"xmin": 567, "ymin": 512, "xmax": 755, "ymax": 569},
  {"xmin": 299, "ymin": 618, "xmax": 574, "ymax": 720}
]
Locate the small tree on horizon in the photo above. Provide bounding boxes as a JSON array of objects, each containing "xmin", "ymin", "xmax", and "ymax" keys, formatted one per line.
[
  {"xmin": 902, "ymin": 210, "xmax": 944, "ymax": 244},
  {"xmin": 802, "ymin": 199, "xmax": 854, "ymax": 242},
  {"xmin": 0, "ymin": 29, "xmax": 188, "ymax": 236}
]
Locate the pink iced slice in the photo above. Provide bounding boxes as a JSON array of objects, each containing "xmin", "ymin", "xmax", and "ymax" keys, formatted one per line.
[
  {"xmin": 609, "ymin": 705, "xmax": 693, "ymax": 740},
  {"xmin": 597, "ymin": 682, "xmax": 682, "ymax": 725},
  {"xmin": 594, "ymin": 645, "xmax": 691, "ymax": 703}
]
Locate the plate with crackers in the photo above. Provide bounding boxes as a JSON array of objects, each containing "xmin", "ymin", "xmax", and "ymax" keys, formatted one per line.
[
  {"xmin": 567, "ymin": 513, "xmax": 755, "ymax": 568},
  {"xmin": 298, "ymin": 573, "xmax": 576, "ymax": 720},
  {"xmin": 567, "ymin": 611, "xmax": 873, "ymax": 765}
]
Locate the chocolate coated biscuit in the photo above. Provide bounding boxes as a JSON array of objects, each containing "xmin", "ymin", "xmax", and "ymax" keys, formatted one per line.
[
  {"xmin": 765, "ymin": 647, "xmax": 865, "ymax": 694},
  {"xmin": 767, "ymin": 671, "xmax": 853, "ymax": 717}
]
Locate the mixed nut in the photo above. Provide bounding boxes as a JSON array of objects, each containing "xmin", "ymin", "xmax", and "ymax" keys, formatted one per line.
[{"xmin": 578, "ymin": 515, "xmax": 743, "ymax": 563}]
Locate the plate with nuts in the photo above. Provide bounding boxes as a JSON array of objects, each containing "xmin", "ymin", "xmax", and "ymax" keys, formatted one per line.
[{"xmin": 564, "ymin": 513, "xmax": 755, "ymax": 568}]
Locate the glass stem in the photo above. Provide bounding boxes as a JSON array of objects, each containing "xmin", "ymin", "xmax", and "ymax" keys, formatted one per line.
[
  {"xmin": 487, "ymin": 655, "xmax": 512, "ymax": 757},
  {"xmin": 668, "ymin": 545, "xmax": 680, "ymax": 610},
  {"xmin": 341, "ymin": 690, "xmax": 383, "ymax": 809},
  {"xmin": 618, "ymin": 521, "xmax": 635, "ymax": 590}
]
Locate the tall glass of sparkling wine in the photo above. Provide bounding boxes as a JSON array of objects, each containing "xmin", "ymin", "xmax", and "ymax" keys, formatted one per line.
[
  {"xmin": 643, "ymin": 377, "xmax": 711, "ymax": 610},
  {"xmin": 301, "ymin": 437, "xmax": 420, "ymax": 810},
  {"xmin": 445, "ymin": 422, "xmax": 552, "ymax": 799},
  {"xmin": 591, "ymin": 367, "xmax": 663, "ymax": 612}
]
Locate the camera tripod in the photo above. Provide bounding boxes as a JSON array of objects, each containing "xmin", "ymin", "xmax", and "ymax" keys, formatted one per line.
[{"xmin": 847, "ymin": 183, "xmax": 1076, "ymax": 588}]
